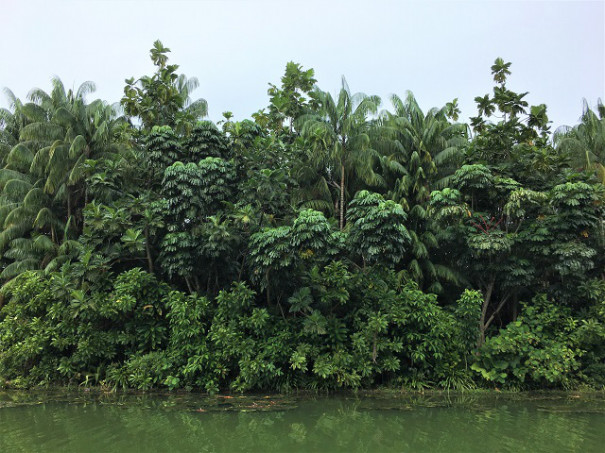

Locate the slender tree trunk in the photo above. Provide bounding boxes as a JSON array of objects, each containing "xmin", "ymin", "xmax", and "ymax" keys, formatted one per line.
[
  {"xmin": 478, "ymin": 276, "xmax": 511, "ymax": 348},
  {"xmin": 238, "ymin": 254, "xmax": 246, "ymax": 282},
  {"xmin": 372, "ymin": 332, "xmax": 378, "ymax": 363},
  {"xmin": 277, "ymin": 300, "xmax": 286, "ymax": 320},
  {"xmin": 266, "ymin": 269, "xmax": 271, "ymax": 306},
  {"xmin": 478, "ymin": 276, "xmax": 495, "ymax": 348},
  {"xmin": 485, "ymin": 294, "xmax": 510, "ymax": 332},
  {"xmin": 185, "ymin": 277, "xmax": 193, "ymax": 294},
  {"xmin": 257, "ymin": 211, "xmax": 265, "ymax": 232},
  {"xmin": 144, "ymin": 227, "xmax": 154, "ymax": 274},
  {"xmin": 67, "ymin": 188, "xmax": 72, "ymax": 221},
  {"xmin": 340, "ymin": 163, "xmax": 345, "ymax": 230}
]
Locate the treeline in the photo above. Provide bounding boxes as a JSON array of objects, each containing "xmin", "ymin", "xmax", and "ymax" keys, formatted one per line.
[{"xmin": 0, "ymin": 41, "xmax": 603, "ymax": 391}]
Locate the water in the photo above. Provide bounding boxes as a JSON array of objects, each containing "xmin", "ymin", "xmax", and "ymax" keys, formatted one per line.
[{"xmin": 1, "ymin": 390, "xmax": 604, "ymax": 452}]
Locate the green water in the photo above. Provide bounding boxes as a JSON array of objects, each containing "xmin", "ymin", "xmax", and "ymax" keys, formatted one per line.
[{"xmin": 1, "ymin": 391, "xmax": 604, "ymax": 452}]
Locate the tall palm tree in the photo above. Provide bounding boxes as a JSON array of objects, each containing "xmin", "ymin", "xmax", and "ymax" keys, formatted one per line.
[
  {"xmin": 0, "ymin": 78, "xmax": 126, "ymax": 281},
  {"xmin": 299, "ymin": 78, "xmax": 381, "ymax": 230},
  {"xmin": 381, "ymin": 92, "xmax": 467, "ymax": 292},
  {"xmin": 384, "ymin": 92, "xmax": 467, "ymax": 202},
  {"xmin": 21, "ymin": 78, "xmax": 126, "ymax": 228},
  {"xmin": 555, "ymin": 99, "xmax": 605, "ymax": 184},
  {"xmin": 175, "ymin": 74, "xmax": 208, "ymax": 128},
  {"xmin": 1, "ymin": 89, "xmax": 31, "ymax": 165}
]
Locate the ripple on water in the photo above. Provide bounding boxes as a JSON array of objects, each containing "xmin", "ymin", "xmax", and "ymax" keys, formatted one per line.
[{"xmin": 1, "ymin": 391, "xmax": 605, "ymax": 452}]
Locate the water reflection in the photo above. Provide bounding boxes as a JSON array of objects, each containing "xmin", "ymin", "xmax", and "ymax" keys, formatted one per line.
[{"xmin": 1, "ymin": 391, "xmax": 604, "ymax": 452}]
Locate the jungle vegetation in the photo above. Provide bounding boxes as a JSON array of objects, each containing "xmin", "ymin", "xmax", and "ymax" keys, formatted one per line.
[{"xmin": 0, "ymin": 42, "xmax": 603, "ymax": 392}]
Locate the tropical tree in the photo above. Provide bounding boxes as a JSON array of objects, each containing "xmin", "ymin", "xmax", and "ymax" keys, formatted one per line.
[
  {"xmin": 383, "ymin": 91, "xmax": 467, "ymax": 201},
  {"xmin": 299, "ymin": 78, "xmax": 381, "ymax": 230},
  {"xmin": 0, "ymin": 78, "xmax": 126, "ymax": 281},
  {"xmin": 555, "ymin": 100, "xmax": 605, "ymax": 184},
  {"xmin": 346, "ymin": 190, "xmax": 410, "ymax": 268},
  {"xmin": 266, "ymin": 61, "xmax": 318, "ymax": 136},
  {"xmin": 121, "ymin": 40, "xmax": 207, "ymax": 134},
  {"xmin": 248, "ymin": 225, "xmax": 294, "ymax": 306},
  {"xmin": 431, "ymin": 59, "xmax": 604, "ymax": 346},
  {"xmin": 380, "ymin": 92, "xmax": 467, "ymax": 291},
  {"xmin": 0, "ymin": 89, "xmax": 30, "ymax": 164}
]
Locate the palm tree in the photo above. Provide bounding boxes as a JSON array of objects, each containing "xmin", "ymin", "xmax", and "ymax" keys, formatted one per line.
[
  {"xmin": 381, "ymin": 92, "xmax": 467, "ymax": 292},
  {"xmin": 21, "ymin": 78, "xmax": 126, "ymax": 228},
  {"xmin": 0, "ymin": 78, "xmax": 127, "ymax": 281},
  {"xmin": 383, "ymin": 92, "xmax": 467, "ymax": 201},
  {"xmin": 1, "ymin": 89, "xmax": 31, "ymax": 165},
  {"xmin": 555, "ymin": 99, "xmax": 605, "ymax": 184},
  {"xmin": 299, "ymin": 78, "xmax": 381, "ymax": 230}
]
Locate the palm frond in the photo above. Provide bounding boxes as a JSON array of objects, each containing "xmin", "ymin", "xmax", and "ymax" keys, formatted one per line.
[
  {"xmin": 6, "ymin": 143, "xmax": 34, "ymax": 172},
  {"xmin": 3, "ymin": 179, "xmax": 32, "ymax": 201},
  {"xmin": 33, "ymin": 207, "xmax": 59, "ymax": 230},
  {"xmin": 20, "ymin": 122, "xmax": 64, "ymax": 143},
  {"xmin": 32, "ymin": 234, "xmax": 57, "ymax": 253},
  {"xmin": 76, "ymin": 81, "xmax": 96, "ymax": 100},
  {"xmin": 0, "ymin": 258, "xmax": 40, "ymax": 280},
  {"xmin": 0, "ymin": 169, "xmax": 31, "ymax": 188}
]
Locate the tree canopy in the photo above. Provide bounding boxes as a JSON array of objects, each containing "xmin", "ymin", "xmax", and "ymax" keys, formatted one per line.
[{"xmin": 0, "ymin": 45, "xmax": 603, "ymax": 392}]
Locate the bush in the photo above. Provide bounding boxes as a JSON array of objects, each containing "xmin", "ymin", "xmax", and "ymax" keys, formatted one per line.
[{"xmin": 471, "ymin": 295, "xmax": 581, "ymax": 388}]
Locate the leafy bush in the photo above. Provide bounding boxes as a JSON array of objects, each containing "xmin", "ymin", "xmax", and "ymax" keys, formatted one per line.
[
  {"xmin": 0, "ymin": 264, "xmax": 485, "ymax": 392},
  {"xmin": 0, "ymin": 268, "xmax": 169, "ymax": 388},
  {"xmin": 472, "ymin": 295, "xmax": 581, "ymax": 388}
]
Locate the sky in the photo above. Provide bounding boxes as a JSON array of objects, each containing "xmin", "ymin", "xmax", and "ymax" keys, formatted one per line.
[{"xmin": 0, "ymin": 0, "xmax": 603, "ymax": 131}]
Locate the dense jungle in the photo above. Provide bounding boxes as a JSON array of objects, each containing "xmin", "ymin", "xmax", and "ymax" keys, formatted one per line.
[{"xmin": 0, "ymin": 41, "xmax": 603, "ymax": 392}]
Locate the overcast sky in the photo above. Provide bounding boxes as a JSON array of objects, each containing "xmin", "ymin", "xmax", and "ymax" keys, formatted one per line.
[{"xmin": 1, "ymin": 0, "xmax": 603, "ymax": 130}]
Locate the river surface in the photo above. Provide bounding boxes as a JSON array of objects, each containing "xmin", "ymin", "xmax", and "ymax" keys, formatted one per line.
[{"xmin": 1, "ymin": 390, "xmax": 604, "ymax": 452}]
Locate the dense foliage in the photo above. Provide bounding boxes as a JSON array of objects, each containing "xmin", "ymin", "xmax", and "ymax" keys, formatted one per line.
[{"xmin": 0, "ymin": 42, "xmax": 603, "ymax": 391}]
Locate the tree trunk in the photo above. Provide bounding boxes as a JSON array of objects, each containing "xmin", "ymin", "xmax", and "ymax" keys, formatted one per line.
[
  {"xmin": 339, "ymin": 163, "xmax": 345, "ymax": 230},
  {"xmin": 478, "ymin": 276, "xmax": 510, "ymax": 348},
  {"xmin": 277, "ymin": 300, "xmax": 286, "ymax": 320},
  {"xmin": 478, "ymin": 277, "xmax": 495, "ymax": 348},
  {"xmin": 266, "ymin": 269, "xmax": 271, "ymax": 306},
  {"xmin": 144, "ymin": 227, "xmax": 154, "ymax": 274},
  {"xmin": 372, "ymin": 332, "xmax": 378, "ymax": 363},
  {"xmin": 193, "ymin": 276, "xmax": 201, "ymax": 293},
  {"xmin": 238, "ymin": 253, "xmax": 246, "ymax": 282},
  {"xmin": 185, "ymin": 277, "xmax": 193, "ymax": 294},
  {"xmin": 67, "ymin": 188, "xmax": 72, "ymax": 222}
]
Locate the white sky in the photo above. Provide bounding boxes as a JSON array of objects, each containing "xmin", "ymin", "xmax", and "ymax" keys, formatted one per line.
[{"xmin": 1, "ymin": 0, "xmax": 603, "ymax": 130}]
